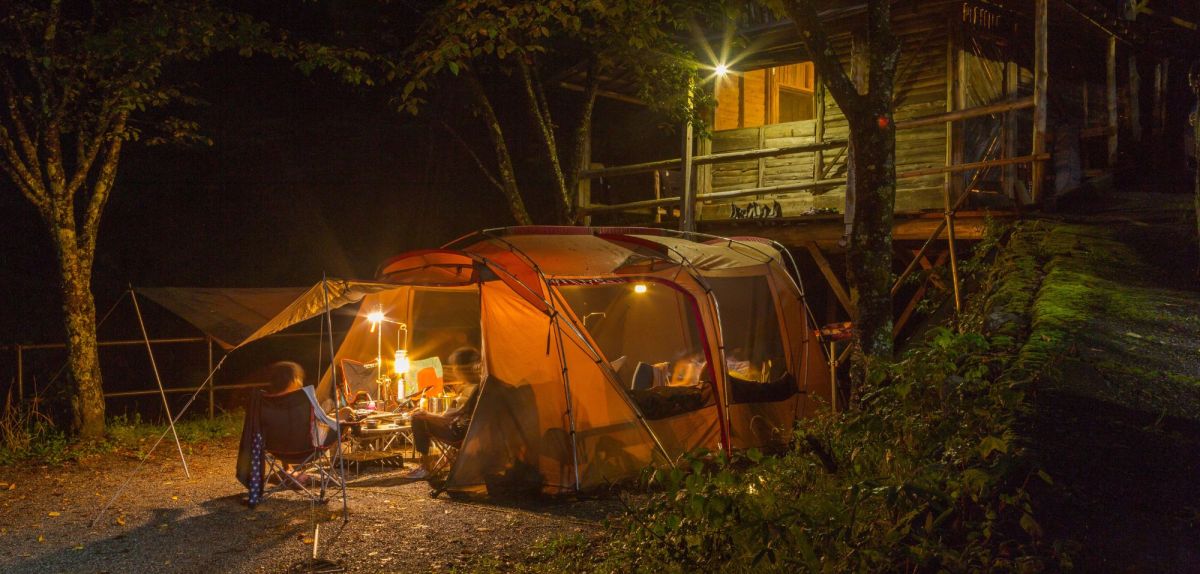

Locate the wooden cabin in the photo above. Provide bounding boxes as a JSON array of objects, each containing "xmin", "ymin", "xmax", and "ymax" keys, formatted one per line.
[{"xmin": 573, "ymin": 0, "xmax": 1197, "ymax": 328}]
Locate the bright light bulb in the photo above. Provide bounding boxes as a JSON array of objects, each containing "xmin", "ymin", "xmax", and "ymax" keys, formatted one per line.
[
  {"xmin": 367, "ymin": 310, "xmax": 384, "ymax": 324},
  {"xmin": 715, "ymin": 63, "xmax": 728, "ymax": 76},
  {"xmin": 634, "ymin": 283, "xmax": 648, "ymax": 294},
  {"xmin": 393, "ymin": 349, "xmax": 409, "ymax": 375}
]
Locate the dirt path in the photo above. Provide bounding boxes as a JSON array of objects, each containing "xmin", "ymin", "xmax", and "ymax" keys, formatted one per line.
[
  {"xmin": 1024, "ymin": 195, "xmax": 1200, "ymax": 572},
  {"xmin": 0, "ymin": 441, "xmax": 615, "ymax": 573}
]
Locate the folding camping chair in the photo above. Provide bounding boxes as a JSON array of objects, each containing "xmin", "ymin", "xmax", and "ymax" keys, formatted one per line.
[
  {"xmin": 258, "ymin": 386, "xmax": 345, "ymax": 504},
  {"xmin": 427, "ymin": 433, "xmax": 463, "ymax": 498},
  {"xmin": 339, "ymin": 358, "xmax": 380, "ymax": 406}
]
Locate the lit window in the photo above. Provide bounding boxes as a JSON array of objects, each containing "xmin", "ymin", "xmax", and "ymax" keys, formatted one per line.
[{"xmin": 715, "ymin": 62, "xmax": 816, "ymax": 131}]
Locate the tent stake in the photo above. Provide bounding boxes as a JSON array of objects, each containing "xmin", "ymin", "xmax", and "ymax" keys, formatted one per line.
[{"xmin": 130, "ymin": 288, "xmax": 190, "ymax": 479}]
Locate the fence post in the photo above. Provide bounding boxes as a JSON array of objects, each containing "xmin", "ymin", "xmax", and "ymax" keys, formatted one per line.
[
  {"xmin": 1031, "ymin": 0, "xmax": 1048, "ymax": 204},
  {"xmin": 15, "ymin": 345, "xmax": 22, "ymax": 401},
  {"xmin": 207, "ymin": 336, "xmax": 214, "ymax": 419}
]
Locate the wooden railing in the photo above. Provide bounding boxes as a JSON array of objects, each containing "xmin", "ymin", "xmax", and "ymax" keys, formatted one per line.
[{"xmin": 578, "ymin": 95, "xmax": 1039, "ymax": 220}]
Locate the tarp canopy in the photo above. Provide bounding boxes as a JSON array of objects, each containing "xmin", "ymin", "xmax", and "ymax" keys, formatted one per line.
[{"xmin": 137, "ymin": 279, "xmax": 402, "ymax": 350}]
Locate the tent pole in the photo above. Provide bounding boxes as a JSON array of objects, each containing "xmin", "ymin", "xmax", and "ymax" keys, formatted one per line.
[
  {"xmin": 322, "ymin": 276, "xmax": 349, "ymax": 523},
  {"xmin": 550, "ymin": 314, "xmax": 583, "ymax": 493},
  {"xmin": 130, "ymin": 288, "xmax": 191, "ymax": 479}
]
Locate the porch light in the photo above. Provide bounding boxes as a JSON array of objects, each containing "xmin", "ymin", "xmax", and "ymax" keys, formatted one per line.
[{"xmin": 714, "ymin": 63, "xmax": 728, "ymax": 77}]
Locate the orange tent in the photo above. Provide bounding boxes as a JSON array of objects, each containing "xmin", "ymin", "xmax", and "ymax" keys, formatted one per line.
[{"xmin": 315, "ymin": 228, "xmax": 828, "ymax": 496}]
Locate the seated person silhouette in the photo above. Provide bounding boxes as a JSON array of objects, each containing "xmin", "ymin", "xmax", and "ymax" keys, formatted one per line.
[{"xmin": 405, "ymin": 346, "xmax": 483, "ymax": 480}]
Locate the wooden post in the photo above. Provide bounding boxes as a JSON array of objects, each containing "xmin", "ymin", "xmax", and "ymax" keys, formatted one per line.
[
  {"xmin": 1154, "ymin": 60, "xmax": 1168, "ymax": 135},
  {"xmin": 756, "ymin": 125, "xmax": 766, "ymax": 188},
  {"xmin": 805, "ymin": 243, "xmax": 853, "ymax": 318},
  {"xmin": 1106, "ymin": 35, "xmax": 1119, "ymax": 169},
  {"xmin": 1031, "ymin": 0, "xmax": 1048, "ymax": 204},
  {"xmin": 945, "ymin": 213, "xmax": 962, "ymax": 313},
  {"xmin": 1126, "ymin": 4, "xmax": 1141, "ymax": 144},
  {"xmin": 679, "ymin": 118, "xmax": 696, "ymax": 233},
  {"xmin": 653, "ymin": 170, "xmax": 663, "ymax": 223},
  {"xmin": 814, "ymin": 82, "xmax": 826, "ymax": 182},
  {"xmin": 944, "ymin": 18, "xmax": 957, "ymax": 209},
  {"xmin": 578, "ymin": 135, "xmax": 593, "ymax": 226},
  {"xmin": 207, "ymin": 336, "xmax": 214, "ymax": 419},
  {"xmin": 1003, "ymin": 60, "xmax": 1020, "ymax": 202},
  {"xmin": 15, "ymin": 345, "xmax": 22, "ymax": 401},
  {"xmin": 1129, "ymin": 55, "xmax": 1142, "ymax": 143}
]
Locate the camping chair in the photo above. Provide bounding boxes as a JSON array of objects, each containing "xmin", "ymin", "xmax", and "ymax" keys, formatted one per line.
[
  {"xmin": 258, "ymin": 386, "xmax": 345, "ymax": 504},
  {"xmin": 339, "ymin": 358, "xmax": 379, "ymax": 406}
]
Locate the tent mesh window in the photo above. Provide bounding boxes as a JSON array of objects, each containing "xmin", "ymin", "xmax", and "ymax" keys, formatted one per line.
[
  {"xmin": 557, "ymin": 282, "xmax": 716, "ymax": 420},
  {"xmin": 706, "ymin": 276, "xmax": 794, "ymax": 404}
]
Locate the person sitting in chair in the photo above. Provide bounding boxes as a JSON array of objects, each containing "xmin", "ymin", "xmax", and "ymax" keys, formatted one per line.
[
  {"xmin": 405, "ymin": 346, "xmax": 482, "ymax": 480},
  {"xmin": 266, "ymin": 361, "xmax": 305, "ymax": 396}
]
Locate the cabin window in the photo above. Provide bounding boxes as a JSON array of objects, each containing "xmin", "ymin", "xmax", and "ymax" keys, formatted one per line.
[{"xmin": 715, "ymin": 62, "xmax": 816, "ymax": 131}]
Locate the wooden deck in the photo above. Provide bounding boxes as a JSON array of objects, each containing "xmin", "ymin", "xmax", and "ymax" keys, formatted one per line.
[{"xmin": 698, "ymin": 209, "xmax": 1015, "ymax": 251}]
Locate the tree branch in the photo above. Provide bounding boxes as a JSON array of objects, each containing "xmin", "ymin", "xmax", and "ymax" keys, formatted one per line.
[
  {"xmin": 0, "ymin": 132, "xmax": 48, "ymax": 216},
  {"xmin": 516, "ymin": 57, "xmax": 569, "ymax": 221},
  {"xmin": 563, "ymin": 56, "xmax": 601, "ymax": 222},
  {"xmin": 0, "ymin": 69, "xmax": 45, "ymax": 181},
  {"xmin": 80, "ymin": 112, "xmax": 127, "ymax": 262},
  {"xmin": 463, "ymin": 68, "xmax": 533, "ymax": 225},
  {"xmin": 437, "ymin": 119, "xmax": 504, "ymax": 194},
  {"xmin": 779, "ymin": 0, "xmax": 863, "ymax": 110},
  {"xmin": 66, "ymin": 100, "xmax": 119, "ymax": 197},
  {"xmin": 0, "ymin": 125, "xmax": 46, "ymax": 211}
]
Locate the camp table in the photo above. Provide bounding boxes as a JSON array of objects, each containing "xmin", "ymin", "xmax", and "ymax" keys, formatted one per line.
[{"xmin": 339, "ymin": 411, "xmax": 413, "ymax": 474}]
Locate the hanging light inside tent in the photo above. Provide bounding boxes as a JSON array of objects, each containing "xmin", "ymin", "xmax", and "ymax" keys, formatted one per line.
[{"xmin": 634, "ymin": 283, "xmax": 648, "ymax": 294}]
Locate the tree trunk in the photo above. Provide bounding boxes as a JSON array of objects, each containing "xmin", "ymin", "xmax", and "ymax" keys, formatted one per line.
[
  {"xmin": 846, "ymin": 107, "xmax": 897, "ymax": 362},
  {"xmin": 52, "ymin": 232, "xmax": 105, "ymax": 439},
  {"xmin": 780, "ymin": 0, "xmax": 899, "ymax": 391}
]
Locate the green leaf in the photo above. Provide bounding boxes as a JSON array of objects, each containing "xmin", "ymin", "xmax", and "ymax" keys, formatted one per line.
[{"xmin": 978, "ymin": 435, "xmax": 1009, "ymax": 459}]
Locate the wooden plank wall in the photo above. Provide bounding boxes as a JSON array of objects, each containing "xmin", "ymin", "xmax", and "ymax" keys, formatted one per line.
[{"xmin": 701, "ymin": 3, "xmax": 954, "ymax": 221}]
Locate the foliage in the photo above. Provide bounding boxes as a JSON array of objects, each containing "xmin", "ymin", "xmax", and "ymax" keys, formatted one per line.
[
  {"xmin": 322, "ymin": 0, "xmax": 729, "ymax": 224},
  {"xmin": 394, "ymin": 0, "xmax": 719, "ymax": 123}
]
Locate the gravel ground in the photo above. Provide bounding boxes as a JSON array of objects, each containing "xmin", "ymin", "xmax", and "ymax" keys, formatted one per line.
[{"xmin": 0, "ymin": 440, "xmax": 617, "ymax": 573}]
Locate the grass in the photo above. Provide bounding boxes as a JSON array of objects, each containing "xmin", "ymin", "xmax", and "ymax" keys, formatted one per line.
[{"xmin": 0, "ymin": 399, "xmax": 243, "ymax": 466}]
